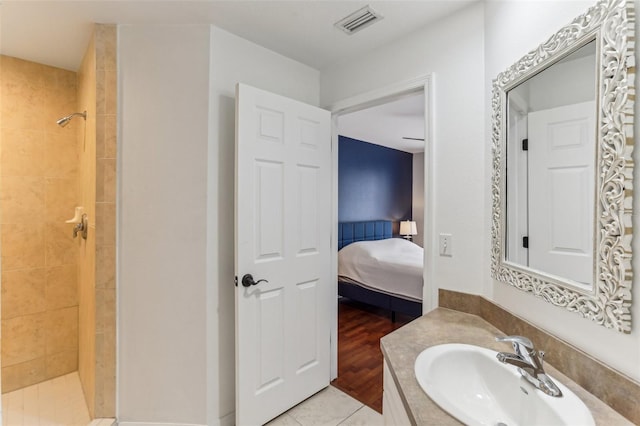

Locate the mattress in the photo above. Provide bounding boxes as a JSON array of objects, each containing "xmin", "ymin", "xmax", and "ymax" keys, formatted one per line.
[{"xmin": 338, "ymin": 238, "xmax": 423, "ymax": 302}]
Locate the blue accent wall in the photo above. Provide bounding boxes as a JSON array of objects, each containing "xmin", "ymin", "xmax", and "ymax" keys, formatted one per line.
[{"xmin": 338, "ymin": 136, "xmax": 413, "ymax": 224}]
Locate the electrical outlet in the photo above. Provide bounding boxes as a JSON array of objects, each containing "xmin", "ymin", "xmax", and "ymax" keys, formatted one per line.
[{"xmin": 439, "ymin": 233, "xmax": 452, "ymax": 257}]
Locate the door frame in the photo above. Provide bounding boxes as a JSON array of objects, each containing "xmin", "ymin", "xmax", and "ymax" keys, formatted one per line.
[{"xmin": 327, "ymin": 74, "xmax": 436, "ymax": 379}]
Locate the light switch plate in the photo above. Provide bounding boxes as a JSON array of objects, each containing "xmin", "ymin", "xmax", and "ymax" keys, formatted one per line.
[{"xmin": 439, "ymin": 233, "xmax": 452, "ymax": 257}]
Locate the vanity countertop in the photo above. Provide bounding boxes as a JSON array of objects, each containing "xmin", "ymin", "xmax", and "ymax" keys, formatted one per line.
[{"xmin": 380, "ymin": 308, "xmax": 633, "ymax": 426}]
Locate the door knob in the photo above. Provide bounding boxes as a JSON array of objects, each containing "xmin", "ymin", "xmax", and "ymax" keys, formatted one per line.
[{"xmin": 241, "ymin": 274, "xmax": 268, "ymax": 287}]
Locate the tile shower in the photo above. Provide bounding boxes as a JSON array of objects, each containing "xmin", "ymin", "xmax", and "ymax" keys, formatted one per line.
[
  {"xmin": 0, "ymin": 24, "xmax": 116, "ymax": 420},
  {"xmin": 0, "ymin": 55, "xmax": 80, "ymax": 393}
]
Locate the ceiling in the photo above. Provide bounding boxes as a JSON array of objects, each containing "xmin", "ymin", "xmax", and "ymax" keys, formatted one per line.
[
  {"xmin": 0, "ymin": 0, "xmax": 476, "ymax": 72},
  {"xmin": 1, "ymin": 1, "xmax": 462, "ymax": 153},
  {"xmin": 339, "ymin": 93, "xmax": 425, "ymax": 154}
]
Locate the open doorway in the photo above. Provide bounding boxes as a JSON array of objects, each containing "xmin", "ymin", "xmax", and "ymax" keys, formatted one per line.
[{"xmin": 329, "ymin": 87, "xmax": 430, "ymax": 412}]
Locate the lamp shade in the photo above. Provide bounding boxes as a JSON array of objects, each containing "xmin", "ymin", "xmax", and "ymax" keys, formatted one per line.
[{"xmin": 400, "ymin": 220, "xmax": 417, "ymax": 236}]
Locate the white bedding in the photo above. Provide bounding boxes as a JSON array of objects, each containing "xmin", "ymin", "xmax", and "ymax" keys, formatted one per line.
[{"xmin": 338, "ymin": 238, "xmax": 423, "ymax": 302}]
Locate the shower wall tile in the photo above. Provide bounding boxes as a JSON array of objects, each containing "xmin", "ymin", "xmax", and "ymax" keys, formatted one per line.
[
  {"xmin": 96, "ymin": 116, "xmax": 105, "ymax": 159},
  {"xmin": 0, "ymin": 56, "xmax": 46, "ymax": 86},
  {"xmin": 42, "ymin": 64, "xmax": 77, "ymax": 89},
  {"xmin": 104, "ymin": 290, "xmax": 115, "ymax": 336},
  {"xmin": 1, "ymin": 223, "xmax": 45, "ymax": 271},
  {"xmin": 45, "ymin": 222, "xmax": 77, "ymax": 267},
  {"xmin": 46, "ymin": 264, "xmax": 78, "ymax": 310},
  {"xmin": 95, "ymin": 159, "xmax": 104, "ymax": 203},
  {"xmin": 45, "ymin": 306, "xmax": 78, "ymax": 355},
  {"xmin": 105, "ymin": 71, "xmax": 116, "ymax": 116},
  {"xmin": 45, "ymin": 349, "xmax": 78, "ymax": 378},
  {"xmin": 1, "ymin": 357, "xmax": 46, "ymax": 393},
  {"xmin": 0, "ymin": 128, "xmax": 44, "ymax": 176},
  {"xmin": 103, "ymin": 327, "xmax": 116, "ymax": 415},
  {"xmin": 95, "ymin": 289, "xmax": 105, "ymax": 334},
  {"xmin": 105, "ymin": 116, "xmax": 117, "ymax": 159},
  {"xmin": 95, "ymin": 244, "xmax": 115, "ymax": 289},
  {"xmin": 95, "ymin": 25, "xmax": 117, "ymax": 72},
  {"xmin": 1, "ymin": 268, "xmax": 46, "ymax": 319},
  {"xmin": 43, "ymin": 86, "xmax": 79, "ymax": 135},
  {"xmin": 77, "ymin": 29, "xmax": 98, "ymax": 418},
  {"xmin": 45, "ymin": 177, "xmax": 77, "ymax": 222},
  {"xmin": 0, "ymin": 80, "xmax": 46, "ymax": 131},
  {"xmin": 93, "ymin": 24, "xmax": 117, "ymax": 419},
  {"xmin": 1, "ymin": 176, "xmax": 45, "ymax": 224},
  {"xmin": 95, "ymin": 289, "xmax": 115, "ymax": 336},
  {"xmin": 1, "ymin": 312, "xmax": 47, "ymax": 366},
  {"xmin": 1, "ymin": 54, "xmax": 80, "ymax": 392},
  {"xmin": 95, "ymin": 203, "xmax": 115, "ymax": 246},
  {"xmin": 96, "ymin": 69, "xmax": 105, "ymax": 116},
  {"xmin": 44, "ymin": 132, "xmax": 79, "ymax": 177},
  {"xmin": 77, "ymin": 228, "xmax": 96, "ymax": 418},
  {"xmin": 94, "ymin": 333, "xmax": 105, "ymax": 413},
  {"xmin": 96, "ymin": 159, "xmax": 116, "ymax": 203}
]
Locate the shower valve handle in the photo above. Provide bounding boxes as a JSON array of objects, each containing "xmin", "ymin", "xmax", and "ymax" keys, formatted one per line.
[{"xmin": 71, "ymin": 214, "xmax": 88, "ymax": 240}]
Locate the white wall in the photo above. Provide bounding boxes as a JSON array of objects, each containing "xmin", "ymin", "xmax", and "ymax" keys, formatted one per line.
[
  {"xmin": 511, "ymin": 47, "xmax": 595, "ymax": 113},
  {"xmin": 527, "ymin": 51, "xmax": 595, "ymax": 111},
  {"xmin": 322, "ymin": 1, "xmax": 486, "ymax": 297},
  {"xmin": 118, "ymin": 25, "xmax": 210, "ymax": 424},
  {"xmin": 412, "ymin": 152, "xmax": 425, "ymax": 248},
  {"xmin": 485, "ymin": 1, "xmax": 640, "ymax": 383},
  {"xmin": 206, "ymin": 26, "xmax": 320, "ymax": 425},
  {"xmin": 118, "ymin": 23, "xmax": 320, "ymax": 426}
]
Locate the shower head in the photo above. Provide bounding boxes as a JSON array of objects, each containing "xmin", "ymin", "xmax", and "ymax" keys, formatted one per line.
[{"xmin": 56, "ymin": 111, "xmax": 87, "ymax": 127}]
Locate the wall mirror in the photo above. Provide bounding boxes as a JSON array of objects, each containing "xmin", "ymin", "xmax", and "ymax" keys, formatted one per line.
[{"xmin": 491, "ymin": 0, "xmax": 635, "ymax": 333}]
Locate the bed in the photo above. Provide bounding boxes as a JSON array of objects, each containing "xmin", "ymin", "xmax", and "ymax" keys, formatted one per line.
[{"xmin": 338, "ymin": 220, "xmax": 423, "ymax": 319}]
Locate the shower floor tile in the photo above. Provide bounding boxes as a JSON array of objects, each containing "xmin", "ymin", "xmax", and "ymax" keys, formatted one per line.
[{"xmin": 2, "ymin": 371, "xmax": 90, "ymax": 426}]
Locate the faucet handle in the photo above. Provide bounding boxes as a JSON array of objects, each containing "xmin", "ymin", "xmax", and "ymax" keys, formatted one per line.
[
  {"xmin": 495, "ymin": 335, "xmax": 535, "ymax": 354},
  {"xmin": 496, "ymin": 335, "xmax": 534, "ymax": 348}
]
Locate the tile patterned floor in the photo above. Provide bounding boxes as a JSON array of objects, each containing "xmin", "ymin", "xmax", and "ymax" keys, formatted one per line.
[
  {"xmin": 2, "ymin": 375, "xmax": 376, "ymax": 426},
  {"xmin": 266, "ymin": 386, "xmax": 384, "ymax": 426},
  {"xmin": 0, "ymin": 372, "xmax": 111, "ymax": 426}
]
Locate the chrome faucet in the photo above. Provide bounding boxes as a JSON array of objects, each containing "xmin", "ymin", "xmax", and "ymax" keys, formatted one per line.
[{"xmin": 495, "ymin": 335, "xmax": 562, "ymax": 397}]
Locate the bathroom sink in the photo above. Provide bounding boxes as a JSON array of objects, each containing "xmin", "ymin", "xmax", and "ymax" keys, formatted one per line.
[{"xmin": 414, "ymin": 343, "xmax": 594, "ymax": 426}]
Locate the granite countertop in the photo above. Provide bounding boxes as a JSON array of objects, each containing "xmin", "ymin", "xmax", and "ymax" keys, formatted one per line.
[{"xmin": 380, "ymin": 308, "xmax": 633, "ymax": 425}]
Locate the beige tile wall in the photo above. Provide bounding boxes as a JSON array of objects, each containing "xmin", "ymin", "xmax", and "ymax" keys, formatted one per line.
[
  {"xmin": 77, "ymin": 24, "xmax": 116, "ymax": 419},
  {"xmin": 77, "ymin": 30, "xmax": 97, "ymax": 419},
  {"xmin": 94, "ymin": 24, "xmax": 116, "ymax": 419},
  {"xmin": 0, "ymin": 55, "xmax": 80, "ymax": 392}
]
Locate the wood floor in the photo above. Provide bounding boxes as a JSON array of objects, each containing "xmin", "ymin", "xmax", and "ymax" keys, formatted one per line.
[{"xmin": 330, "ymin": 298, "xmax": 416, "ymax": 413}]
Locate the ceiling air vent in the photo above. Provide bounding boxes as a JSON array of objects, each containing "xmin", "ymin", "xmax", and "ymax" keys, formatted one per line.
[{"xmin": 335, "ymin": 5, "xmax": 384, "ymax": 35}]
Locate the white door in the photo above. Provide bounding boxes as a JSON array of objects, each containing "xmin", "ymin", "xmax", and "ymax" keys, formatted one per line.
[
  {"xmin": 235, "ymin": 83, "xmax": 332, "ymax": 426},
  {"xmin": 528, "ymin": 101, "xmax": 595, "ymax": 285}
]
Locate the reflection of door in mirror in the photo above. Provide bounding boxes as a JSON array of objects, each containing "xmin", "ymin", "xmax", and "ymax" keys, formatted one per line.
[
  {"xmin": 528, "ymin": 101, "xmax": 595, "ymax": 286},
  {"xmin": 505, "ymin": 40, "xmax": 596, "ymax": 288}
]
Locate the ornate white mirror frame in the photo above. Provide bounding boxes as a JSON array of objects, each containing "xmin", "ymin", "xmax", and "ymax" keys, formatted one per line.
[{"xmin": 491, "ymin": 0, "xmax": 635, "ymax": 333}]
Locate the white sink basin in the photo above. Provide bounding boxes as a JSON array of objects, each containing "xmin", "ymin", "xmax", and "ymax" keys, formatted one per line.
[{"xmin": 414, "ymin": 343, "xmax": 594, "ymax": 426}]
